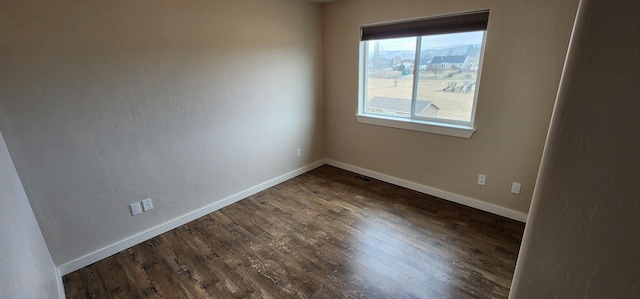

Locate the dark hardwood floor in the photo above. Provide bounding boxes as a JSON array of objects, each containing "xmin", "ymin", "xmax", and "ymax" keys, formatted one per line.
[{"xmin": 63, "ymin": 165, "xmax": 525, "ymax": 298}]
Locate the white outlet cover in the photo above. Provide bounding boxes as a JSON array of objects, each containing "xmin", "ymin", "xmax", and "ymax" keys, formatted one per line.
[
  {"xmin": 142, "ymin": 198, "xmax": 153, "ymax": 212},
  {"xmin": 511, "ymin": 182, "xmax": 522, "ymax": 194},
  {"xmin": 478, "ymin": 174, "xmax": 486, "ymax": 185},
  {"xmin": 130, "ymin": 202, "xmax": 142, "ymax": 216}
]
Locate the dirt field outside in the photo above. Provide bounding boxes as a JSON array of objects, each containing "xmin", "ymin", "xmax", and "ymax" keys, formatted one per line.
[{"xmin": 366, "ymin": 69, "xmax": 477, "ymax": 122}]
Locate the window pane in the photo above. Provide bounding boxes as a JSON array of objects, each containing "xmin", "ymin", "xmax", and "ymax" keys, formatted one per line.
[
  {"xmin": 365, "ymin": 37, "xmax": 416, "ymax": 118},
  {"xmin": 415, "ymin": 31, "xmax": 484, "ymax": 122}
]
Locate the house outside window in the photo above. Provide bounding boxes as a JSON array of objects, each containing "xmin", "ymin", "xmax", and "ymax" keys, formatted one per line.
[{"xmin": 357, "ymin": 10, "xmax": 489, "ymax": 138}]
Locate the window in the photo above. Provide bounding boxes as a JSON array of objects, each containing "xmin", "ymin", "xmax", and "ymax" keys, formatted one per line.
[{"xmin": 357, "ymin": 10, "xmax": 489, "ymax": 138}]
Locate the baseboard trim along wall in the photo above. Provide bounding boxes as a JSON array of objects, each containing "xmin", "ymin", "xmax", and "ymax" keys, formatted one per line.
[
  {"xmin": 56, "ymin": 268, "xmax": 66, "ymax": 298},
  {"xmin": 325, "ymin": 159, "xmax": 528, "ymax": 223},
  {"xmin": 57, "ymin": 160, "xmax": 326, "ymax": 276},
  {"xmin": 58, "ymin": 158, "xmax": 527, "ymax": 276}
]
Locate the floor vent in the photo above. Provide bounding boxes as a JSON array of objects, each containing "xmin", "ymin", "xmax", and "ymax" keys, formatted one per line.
[{"xmin": 355, "ymin": 175, "xmax": 373, "ymax": 182}]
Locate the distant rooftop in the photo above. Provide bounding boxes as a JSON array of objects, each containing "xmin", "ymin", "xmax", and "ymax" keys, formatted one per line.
[
  {"xmin": 367, "ymin": 96, "xmax": 440, "ymax": 114},
  {"xmin": 430, "ymin": 55, "xmax": 468, "ymax": 64}
]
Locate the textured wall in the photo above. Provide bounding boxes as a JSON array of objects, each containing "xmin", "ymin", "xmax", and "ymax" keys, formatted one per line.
[
  {"xmin": 0, "ymin": 130, "xmax": 61, "ymax": 298},
  {"xmin": 510, "ymin": 0, "xmax": 640, "ymax": 297},
  {"xmin": 0, "ymin": 0, "xmax": 323, "ymax": 266},
  {"xmin": 322, "ymin": 0, "xmax": 579, "ymax": 214}
]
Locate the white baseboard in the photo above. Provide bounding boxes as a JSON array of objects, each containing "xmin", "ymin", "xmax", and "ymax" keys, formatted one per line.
[
  {"xmin": 56, "ymin": 267, "xmax": 66, "ymax": 299},
  {"xmin": 58, "ymin": 158, "xmax": 526, "ymax": 276},
  {"xmin": 325, "ymin": 159, "xmax": 528, "ymax": 223},
  {"xmin": 57, "ymin": 160, "xmax": 326, "ymax": 276}
]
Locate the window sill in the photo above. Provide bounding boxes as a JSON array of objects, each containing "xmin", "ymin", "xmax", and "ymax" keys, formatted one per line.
[{"xmin": 355, "ymin": 114, "xmax": 475, "ymax": 138}]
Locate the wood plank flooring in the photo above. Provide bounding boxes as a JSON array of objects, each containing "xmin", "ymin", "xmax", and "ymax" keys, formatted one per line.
[{"xmin": 63, "ymin": 165, "xmax": 525, "ymax": 298}]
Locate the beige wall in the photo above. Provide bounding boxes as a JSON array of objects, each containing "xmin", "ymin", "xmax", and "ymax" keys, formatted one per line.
[
  {"xmin": 10, "ymin": 2, "xmax": 632, "ymax": 297},
  {"xmin": 510, "ymin": 0, "xmax": 640, "ymax": 297},
  {"xmin": 0, "ymin": 0, "xmax": 323, "ymax": 266},
  {"xmin": 322, "ymin": 0, "xmax": 579, "ymax": 215},
  {"xmin": 0, "ymin": 130, "xmax": 61, "ymax": 298}
]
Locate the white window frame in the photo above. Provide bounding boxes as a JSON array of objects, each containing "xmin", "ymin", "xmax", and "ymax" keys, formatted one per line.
[{"xmin": 356, "ymin": 11, "xmax": 489, "ymax": 138}]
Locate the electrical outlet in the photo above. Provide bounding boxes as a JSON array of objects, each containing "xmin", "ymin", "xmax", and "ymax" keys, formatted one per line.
[
  {"xmin": 130, "ymin": 202, "xmax": 142, "ymax": 216},
  {"xmin": 296, "ymin": 148, "xmax": 301, "ymax": 157},
  {"xmin": 142, "ymin": 198, "xmax": 153, "ymax": 212},
  {"xmin": 478, "ymin": 174, "xmax": 486, "ymax": 186},
  {"xmin": 511, "ymin": 182, "xmax": 522, "ymax": 194}
]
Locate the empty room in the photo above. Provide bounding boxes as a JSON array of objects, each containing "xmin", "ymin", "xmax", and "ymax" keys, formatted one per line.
[{"xmin": 1, "ymin": 0, "xmax": 638, "ymax": 298}]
